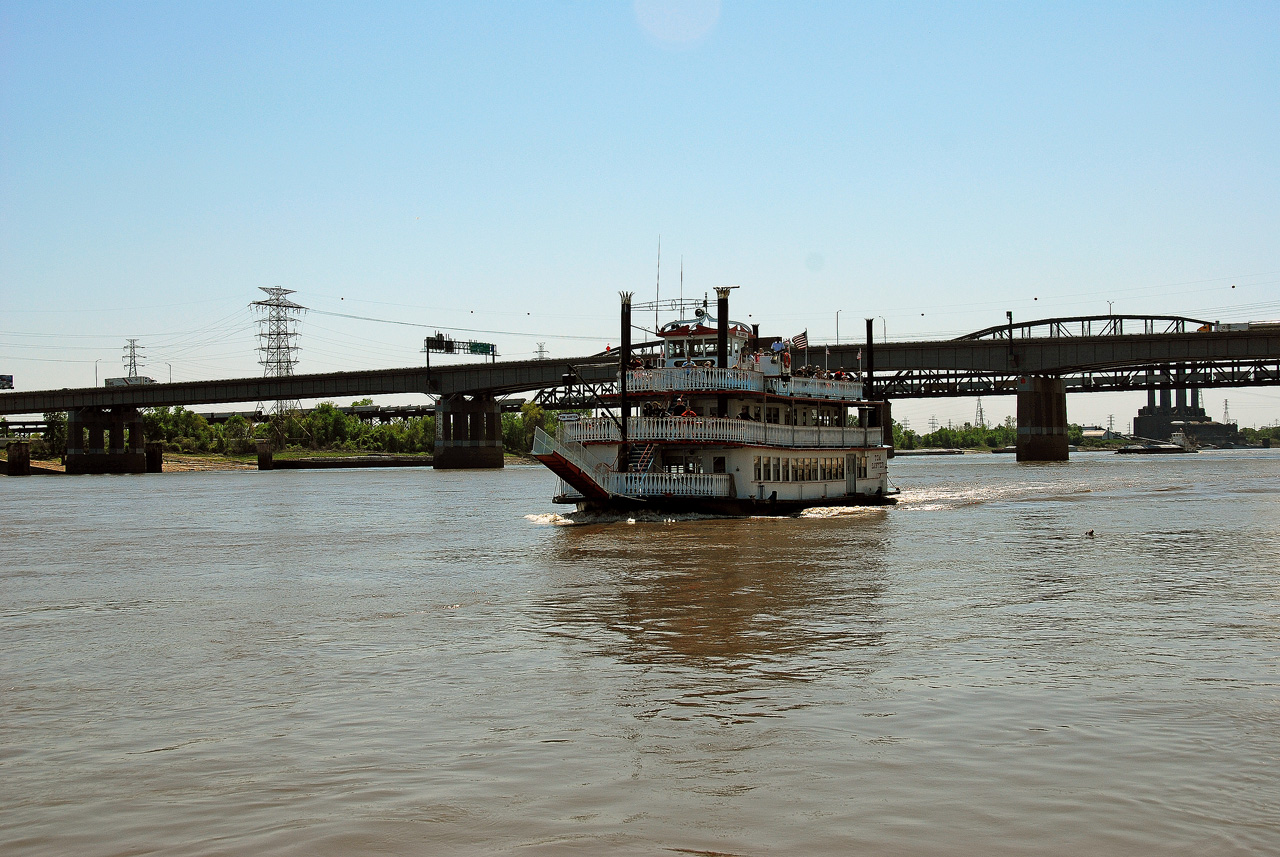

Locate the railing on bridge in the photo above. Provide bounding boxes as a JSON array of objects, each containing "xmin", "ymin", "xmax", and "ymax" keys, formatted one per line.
[
  {"xmin": 560, "ymin": 416, "xmax": 882, "ymax": 448},
  {"xmin": 958, "ymin": 314, "xmax": 1213, "ymax": 341}
]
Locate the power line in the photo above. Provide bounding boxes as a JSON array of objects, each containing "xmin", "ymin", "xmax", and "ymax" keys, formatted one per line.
[{"xmin": 308, "ymin": 308, "xmax": 607, "ymax": 341}]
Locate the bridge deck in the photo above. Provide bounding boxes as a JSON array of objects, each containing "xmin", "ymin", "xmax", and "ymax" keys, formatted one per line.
[{"xmin": 2, "ymin": 328, "xmax": 1277, "ymax": 416}]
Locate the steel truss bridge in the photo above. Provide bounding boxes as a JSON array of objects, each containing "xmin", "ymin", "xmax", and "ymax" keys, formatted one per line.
[{"xmin": 2, "ymin": 315, "xmax": 1278, "ymax": 418}]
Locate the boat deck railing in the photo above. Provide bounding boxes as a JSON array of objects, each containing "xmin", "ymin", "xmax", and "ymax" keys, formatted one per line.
[
  {"xmin": 604, "ymin": 471, "xmax": 733, "ymax": 498},
  {"xmin": 624, "ymin": 367, "xmax": 863, "ymax": 401},
  {"xmin": 536, "ymin": 426, "xmax": 734, "ymax": 500},
  {"xmin": 560, "ymin": 416, "xmax": 883, "ymax": 449}
]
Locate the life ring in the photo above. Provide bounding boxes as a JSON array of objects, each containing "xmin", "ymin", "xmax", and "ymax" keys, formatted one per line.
[{"xmin": 781, "ymin": 352, "xmax": 791, "ymax": 369}]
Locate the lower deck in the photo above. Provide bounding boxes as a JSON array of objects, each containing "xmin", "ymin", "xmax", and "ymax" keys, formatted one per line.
[{"xmin": 533, "ymin": 427, "xmax": 892, "ymax": 509}]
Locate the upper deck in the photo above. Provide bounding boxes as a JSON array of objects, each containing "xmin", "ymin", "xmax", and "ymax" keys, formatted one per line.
[{"xmin": 624, "ymin": 366, "xmax": 864, "ymax": 402}]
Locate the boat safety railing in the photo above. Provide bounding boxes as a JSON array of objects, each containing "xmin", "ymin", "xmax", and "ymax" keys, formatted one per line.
[
  {"xmin": 623, "ymin": 367, "xmax": 865, "ymax": 401},
  {"xmin": 604, "ymin": 471, "xmax": 733, "ymax": 497},
  {"xmin": 626, "ymin": 367, "xmax": 764, "ymax": 394},
  {"xmin": 767, "ymin": 376, "xmax": 864, "ymax": 401},
  {"xmin": 533, "ymin": 427, "xmax": 609, "ymax": 477},
  {"xmin": 560, "ymin": 416, "xmax": 883, "ymax": 449},
  {"xmin": 557, "ymin": 479, "xmax": 585, "ymax": 501}
]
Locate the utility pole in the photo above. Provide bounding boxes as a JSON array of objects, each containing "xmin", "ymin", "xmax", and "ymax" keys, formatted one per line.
[{"xmin": 251, "ymin": 287, "xmax": 306, "ymax": 415}]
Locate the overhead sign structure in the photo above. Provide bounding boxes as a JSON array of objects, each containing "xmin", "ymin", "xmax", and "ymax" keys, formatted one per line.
[{"xmin": 422, "ymin": 333, "xmax": 497, "ymax": 366}]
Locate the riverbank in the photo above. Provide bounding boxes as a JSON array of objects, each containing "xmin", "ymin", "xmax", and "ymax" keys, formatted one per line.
[{"xmin": 3, "ymin": 450, "xmax": 538, "ymax": 474}]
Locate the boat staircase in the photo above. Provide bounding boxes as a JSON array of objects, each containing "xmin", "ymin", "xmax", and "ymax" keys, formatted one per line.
[
  {"xmin": 531, "ymin": 427, "xmax": 611, "ymax": 500},
  {"xmin": 629, "ymin": 443, "xmax": 658, "ymax": 473}
]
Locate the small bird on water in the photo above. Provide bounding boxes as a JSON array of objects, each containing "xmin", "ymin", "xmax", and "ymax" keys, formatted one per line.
[{"xmin": 1085, "ymin": 529, "xmax": 1095, "ymax": 538}]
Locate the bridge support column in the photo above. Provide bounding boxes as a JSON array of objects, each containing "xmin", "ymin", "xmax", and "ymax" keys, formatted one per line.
[
  {"xmin": 433, "ymin": 393, "xmax": 503, "ymax": 469},
  {"xmin": 146, "ymin": 441, "xmax": 165, "ymax": 473},
  {"xmin": 66, "ymin": 407, "xmax": 146, "ymax": 474},
  {"xmin": 6, "ymin": 441, "xmax": 31, "ymax": 475},
  {"xmin": 1016, "ymin": 376, "xmax": 1068, "ymax": 462}
]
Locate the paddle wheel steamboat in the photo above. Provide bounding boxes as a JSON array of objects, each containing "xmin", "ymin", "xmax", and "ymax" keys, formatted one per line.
[{"xmin": 532, "ymin": 287, "xmax": 896, "ymax": 515}]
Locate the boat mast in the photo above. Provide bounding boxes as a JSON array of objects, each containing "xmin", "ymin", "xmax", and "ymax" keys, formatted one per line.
[{"xmin": 654, "ymin": 237, "xmax": 660, "ymax": 335}]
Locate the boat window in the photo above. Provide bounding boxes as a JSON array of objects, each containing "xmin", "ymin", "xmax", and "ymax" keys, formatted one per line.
[
  {"xmin": 669, "ymin": 340, "xmax": 685, "ymax": 359},
  {"xmin": 753, "ymin": 456, "xmax": 761, "ymax": 481}
]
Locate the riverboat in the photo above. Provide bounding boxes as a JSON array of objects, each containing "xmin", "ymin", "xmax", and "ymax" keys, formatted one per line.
[{"xmin": 532, "ymin": 288, "xmax": 896, "ymax": 516}]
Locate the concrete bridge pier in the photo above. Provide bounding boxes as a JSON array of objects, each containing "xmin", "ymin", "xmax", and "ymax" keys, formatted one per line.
[
  {"xmin": 66, "ymin": 407, "xmax": 147, "ymax": 474},
  {"xmin": 7, "ymin": 441, "xmax": 31, "ymax": 475},
  {"xmin": 433, "ymin": 393, "xmax": 503, "ymax": 469},
  {"xmin": 1016, "ymin": 376, "xmax": 1069, "ymax": 462}
]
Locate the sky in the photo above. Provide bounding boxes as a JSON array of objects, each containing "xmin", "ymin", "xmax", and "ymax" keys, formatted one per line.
[{"xmin": 2, "ymin": 1, "xmax": 1278, "ymax": 429}]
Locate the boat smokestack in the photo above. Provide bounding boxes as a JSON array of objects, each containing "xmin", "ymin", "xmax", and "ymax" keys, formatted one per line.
[
  {"xmin": 716, "ymin": 287, "xmax": 731, "ymax": 369},
  {"xmin": 716, "ymin": 286, "xmax": 733, "ymax": 419},
  {"xmin": 865, "ymin": 317, "xmax": 875, "ymax": 399},
  {"xmin": 620, "ymin": 291, "xmax": 632, "ymax": 471}
]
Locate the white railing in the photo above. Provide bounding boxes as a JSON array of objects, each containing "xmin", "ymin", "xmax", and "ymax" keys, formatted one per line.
[
  {"xmin": 623, "ymin": 367, "xmax": 864, "ymax": 401},
  {"xmin": 604, "ymin": 471, "xmax": 733, "ymax": 497},
  {"xmin": 767, "ymin": 376, "xmax": 864, "ymax": 400},
  {"xmin": 532, "ymin": 427, "xmax": 609, "ymax": 479},
  {"xmin": 626, "ymin": 366, "xmax": 764, "ymax": 394},
  {"xmin": 559, "ymin": 417, "xmax": 882, "ymax": 449}
]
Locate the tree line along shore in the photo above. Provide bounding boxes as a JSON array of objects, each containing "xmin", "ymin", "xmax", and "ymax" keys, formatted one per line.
[{"xmin": 4, "ymin": 402, "xmax": 1279, "ymax": 467}]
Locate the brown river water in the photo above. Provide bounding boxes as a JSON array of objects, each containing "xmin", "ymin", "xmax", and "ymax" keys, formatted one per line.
[{"xmin": 2, "ymin": 452, "xmax": 1278, "ymax": 856}]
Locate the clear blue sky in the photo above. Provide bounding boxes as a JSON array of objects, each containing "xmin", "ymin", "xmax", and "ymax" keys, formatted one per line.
[{"xmin": 2, "ymin": 1, "xmax": 1278, "ymax": 428}]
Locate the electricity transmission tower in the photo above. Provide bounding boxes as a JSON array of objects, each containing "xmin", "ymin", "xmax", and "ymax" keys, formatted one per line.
[
  {"xmin": 928, "ymin": 415, "xmax": 939, "ymax": 432},
  {"xmin": 123, "ymin": 339, "xmax": 145, "ymax": 379},
  {"xmin": 1222, "ymin": 399, "xmax": 1232, "ymax": 424},
  {"xmin": 251, "ymin": 287, "xmax": 306, "ymax": 415},
  {"xmin": 536, "ymin": 342, "xmax": 548, "ymax": 360},
  {"xmin": 974, "ymin": 397, "xmax": 986, "ymax": 428}
]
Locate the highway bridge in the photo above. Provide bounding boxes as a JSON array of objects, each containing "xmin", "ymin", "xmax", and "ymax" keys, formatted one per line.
[{"xmin": 3, "ymin": 314, "xmax": 1278, "ymax": 469}]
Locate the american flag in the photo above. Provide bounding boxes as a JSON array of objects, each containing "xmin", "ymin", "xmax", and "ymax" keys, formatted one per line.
[{"xmin": 791, "ymin": 330, "xmax": 808, "ymax": 349}]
